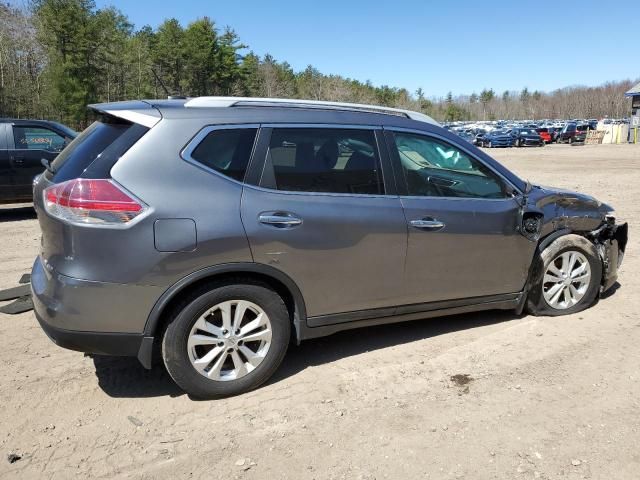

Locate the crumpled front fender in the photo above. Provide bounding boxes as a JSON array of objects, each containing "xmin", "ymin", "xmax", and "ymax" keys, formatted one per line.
[{"xmin": 588, "ymin": 220, "xmax": 628, "ymax": 293}]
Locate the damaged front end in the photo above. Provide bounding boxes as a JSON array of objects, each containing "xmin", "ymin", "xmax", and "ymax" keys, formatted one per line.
[{"xmin": 587, "ymin": 216, "xmax": 628, "ymax": 293}]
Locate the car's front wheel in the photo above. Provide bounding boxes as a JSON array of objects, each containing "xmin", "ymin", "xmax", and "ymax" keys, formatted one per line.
[
  {"xmin": 162, "ymin": 282, "xmax": 291, "ymax": 398},
  {"xmin": 527, "ymin": 234, "xmax": 602, "ymax": 316}
]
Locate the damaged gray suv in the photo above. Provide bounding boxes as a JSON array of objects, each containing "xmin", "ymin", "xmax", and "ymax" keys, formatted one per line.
[{"xmin": 31, "ymin": 97, "xmax": 628, "ymax": 398}]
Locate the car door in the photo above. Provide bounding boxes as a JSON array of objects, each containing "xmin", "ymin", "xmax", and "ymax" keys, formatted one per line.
[
  {"xmin": 10, "ymin": 124, "xmax": 67, "ymax": 198},
  {"xmin": 0, "ymin": 123, "xmax": 14, "ymax": 202},
  {"xmin": 241, "ymin": 125, "xmax": 407, "ymax": 321},
  {"xmin": 385, "ymin": 128, "xmax": 535, "ymax": 305}
]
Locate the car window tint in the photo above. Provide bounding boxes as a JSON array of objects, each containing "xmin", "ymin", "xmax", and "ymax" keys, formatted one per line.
[
  {"xmin": 392, "ymin": 132, "xmax": 507, "ymax": 199},
  {"xmin": 50, "ymin": 116, "xmax": 148, "ymax": 183},
  {"xmin": 13, "ymin": 126, "xmax": 65, "ymax": 152},
  {"xmin": 190, "ymin": 128, "xmax": 257, "ymax": 182},
  {"xmin": 265, "ymin": 128, "xmax": 384, "ymax": 195}
]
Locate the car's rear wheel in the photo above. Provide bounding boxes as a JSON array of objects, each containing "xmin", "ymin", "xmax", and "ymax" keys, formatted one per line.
[
  {"xmin": 162, "ymin": 282, "xmax": 290, "ymax": 398},
  {"xmin": 527, "ymin": 234, "xmax": 602, "ymax": 316}
]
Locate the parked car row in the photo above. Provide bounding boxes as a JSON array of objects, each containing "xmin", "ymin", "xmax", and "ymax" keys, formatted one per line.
[
  {"xmin": 447, "ymin": 120, "xmax": 595, "ymax": 148},
  {"xmin": 470, "ymin": 128, "xmax": 545, "ymax": 148}
]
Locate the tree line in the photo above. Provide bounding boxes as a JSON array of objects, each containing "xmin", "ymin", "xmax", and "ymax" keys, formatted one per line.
[{"xmin": 0, "ymin": 0, "xmax": 636, "ymax": 129}]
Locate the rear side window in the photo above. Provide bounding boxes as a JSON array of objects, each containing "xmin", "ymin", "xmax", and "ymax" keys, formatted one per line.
[
  {"xmin": 50, "ymin": 115, "xmax": 148, "ymax": 183},
  {"xmin": 189, "ymin": 128, "xmax": 257, "ymax": 182},
  {"xmin": 262, "ymin": 128, "xmax": 384, "ymax": 195}
]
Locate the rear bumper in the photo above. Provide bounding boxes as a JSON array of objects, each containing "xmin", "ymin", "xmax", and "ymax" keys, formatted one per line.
[
  {"xmin": 31, "ymin": 256, "xmax": 162, "ymax": 367},
  {"xmin": 35, "ymin": 311, "xmax": 144, "ymax": 357}
]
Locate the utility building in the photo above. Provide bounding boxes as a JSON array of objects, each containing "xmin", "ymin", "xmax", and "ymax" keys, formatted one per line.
[{"xmin": 626, "ymin": 81, "xmax": 640, "ymax": 143}]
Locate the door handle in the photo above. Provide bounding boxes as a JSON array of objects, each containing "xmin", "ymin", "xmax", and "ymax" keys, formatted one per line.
[
  {"xmin": 409, "ymin": 218, "xmax": 445, "ymax": 231},
  {"xmin": 259, "ymin": 212, "xmax": 303, "ymax": 228}
]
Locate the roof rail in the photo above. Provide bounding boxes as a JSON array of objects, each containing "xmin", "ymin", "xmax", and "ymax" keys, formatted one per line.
[{"xmin": 183, "ymin": 96, "xmax": 439, "ymax": 125}]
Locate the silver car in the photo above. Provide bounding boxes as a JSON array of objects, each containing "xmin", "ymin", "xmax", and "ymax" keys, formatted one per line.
[{"xmin": 31, "ymin": 97, "xmax": 628, "ymax": 398}]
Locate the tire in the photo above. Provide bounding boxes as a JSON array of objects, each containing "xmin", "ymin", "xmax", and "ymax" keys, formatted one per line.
[
  {"xmin": 526, "ymin": 234, "xmax": 602, "ymax": 316},
  {"xmin": 488, "ymin": 141, "xmax": 493, "ymax": 148},
  {"xmin": 162, "ymin": 282, "xmax": 291, "ymax": 398},
  {"xmin": 568, "ymin": 136, "xmax": 573, "ymax": 145}
]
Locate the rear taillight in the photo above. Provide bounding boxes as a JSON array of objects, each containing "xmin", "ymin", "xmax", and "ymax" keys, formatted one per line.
[{"xmin": 43, "ymin": 178, "xmax": 147, "ymax": 226}]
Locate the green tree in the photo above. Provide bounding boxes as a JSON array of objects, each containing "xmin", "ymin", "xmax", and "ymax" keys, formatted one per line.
[
  {"xmin": 182, "ymin": 17, "xmax": 216, "ymax": 96},
  {"xmin": 214, "ymin": 27, "xmax": 245, "ymax": 95},
  {"xmin": 152, "ymin": 18, "xmax": 184, "ymax": 95},
  {"xmin": 376, "ymin": 85, "xmax": 397, "ymax": 106},
  {"xmin": 479, "ymin": 88, "xmax": 495, "ymax": 120},
  {"xmin": 237, "ymin": 51, "xmax": 262, "ymax": 96},
  {"xmin": 34, "ymin": 0, "xmax": 132, "ymax": 125}
]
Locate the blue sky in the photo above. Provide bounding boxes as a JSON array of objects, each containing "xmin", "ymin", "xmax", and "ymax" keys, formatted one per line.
[{"xmin": 94, "ymin": 0, "xmax": 636, "ymax": 98}]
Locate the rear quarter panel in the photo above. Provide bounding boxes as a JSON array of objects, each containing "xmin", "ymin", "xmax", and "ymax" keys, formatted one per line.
[{"xmin": 37, "ymin": 118, "xmax": 253, "ymax": 287}]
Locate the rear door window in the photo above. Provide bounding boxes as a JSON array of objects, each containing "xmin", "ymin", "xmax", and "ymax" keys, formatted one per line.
[{"xmin": 262, "ymin": 128, "xmax": 384, "ymax": 195}]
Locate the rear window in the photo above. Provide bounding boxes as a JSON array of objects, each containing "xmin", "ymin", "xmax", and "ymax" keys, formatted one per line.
[
  {"xmin": 577, "ymin": 125, "xmax": 589, "ymax": 132},
  {"xmin": 189, "ymin": 128, "xmax": 258, "ymax": 182},
  {"xmin": 49, "ymin": 115, "xmax": 148, "ymax": 183}
]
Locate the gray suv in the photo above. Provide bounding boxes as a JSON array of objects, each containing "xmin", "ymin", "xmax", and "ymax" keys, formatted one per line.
[{"xmin": 31, "ymin": 97, "xmax": 628, "ymax": 398}]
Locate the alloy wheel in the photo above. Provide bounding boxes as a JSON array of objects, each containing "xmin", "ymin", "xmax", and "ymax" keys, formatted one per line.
[
  {"xmin": 542, "ymin": 251, "xmax": 591, "ymax": 309},
  {"xmin": 187, "ymin": 300, "xmax": 272, "ymax": 381}
]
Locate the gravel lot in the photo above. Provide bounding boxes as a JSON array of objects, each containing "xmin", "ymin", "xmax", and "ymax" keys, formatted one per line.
[{"xmin": 0, "ymin": 144, "xmax": 638, "ymax": 479}]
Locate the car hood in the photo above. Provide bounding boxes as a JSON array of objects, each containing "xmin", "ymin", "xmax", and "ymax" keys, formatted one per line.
[
  {"xmin": 524, "ymin": 185, "xmax": 614, "ymax": 233},
  {"xmin": 530, "ymin": 184, "xmax": 613, "ymax": 216}
]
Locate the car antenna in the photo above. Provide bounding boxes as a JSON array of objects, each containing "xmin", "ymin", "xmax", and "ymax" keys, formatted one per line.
[{"xmin": 150, "ymin": 67, "xmax": 171, "ymax": 98}]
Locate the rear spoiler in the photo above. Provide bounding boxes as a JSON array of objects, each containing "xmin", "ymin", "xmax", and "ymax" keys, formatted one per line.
[{"xmin": 88, "ymin": 100, "xmax": 162, "ymax": 128}]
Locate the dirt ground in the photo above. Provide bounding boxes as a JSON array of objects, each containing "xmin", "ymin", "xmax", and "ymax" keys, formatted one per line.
[{"xmin": 1, "ymin": 143, "xmax": 639, "ymax": 479}]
